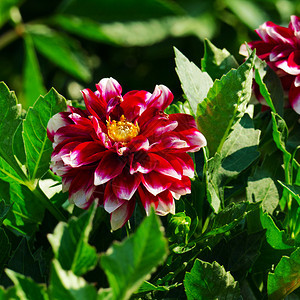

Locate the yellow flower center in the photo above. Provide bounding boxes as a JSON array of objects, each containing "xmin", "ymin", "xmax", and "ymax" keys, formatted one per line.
[{"xmin": 107, "ymin": 115, "xmax": 139, "ymax": 143}]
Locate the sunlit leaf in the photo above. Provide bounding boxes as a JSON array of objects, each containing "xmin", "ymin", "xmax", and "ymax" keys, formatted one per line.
[
  {"xmin": 278, "ymin": 181, "xmax": 300, "ymax": 206},
  {"xmin": 100, "ymin": 209, "xmax": 168, "ymax": 300},
  {"xmin": 49, "ymin": 260, "xmax": 97, "ymax": 300},
  {"xmin": 23, "ymin": 34, "xmax": 46, "ymax": 108},
  {"xmin": 48, "ymin": 205, "xmax": 98, "ymax": 276},
  {"xmin": 22, "ymin": 88, "xmax": 67, "ymax": 182},
  {"xmin": 268, "ymin": 247, "xmax": 300, "ymax": 299},
  {"xmin": 201, "ymin": 39, "xmax": 238, "ymax": 80},
  {"xmin": 175, "ymin": 47, "xmax": 213, "ymax": 116},
  {"xmin": 0, "ymin": 82, "xmax": 22, "ymax": 173},
  {"xmin": 5, "ymin": 269, "xmax": 48, "ymax": 300},
  {"xmin": 260, "ymin": 210, "xmax": 293, "ymax": 250},
  {"xmin": 184, "ymin": 259, "xmax": 240, "ymax": 299},
  {"xmin": 196, "ymin": 52, "xmax": 254, "ymax": 156},
  {"xmin": 27, "ymin": 25, "xmax": 91, "ymax": 82}
]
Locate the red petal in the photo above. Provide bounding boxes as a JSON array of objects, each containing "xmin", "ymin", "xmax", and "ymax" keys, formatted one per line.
[
  {"xmin": 146, "ymin": 85, "xmax": 174, "ymax": 111},
  {"xmin": 289, "ymin": 81, "xmax": 300, "ymax": 114},
  {"xmin": 110, "ymin": 198, "xmax": 136, "ymax": 230},
  {"xmin": 96, "ymin": 77, "xmax": 122, "ymax": 103},
  {"xmin": 112, "ymin": 171, "xmax": 141, "ymax": 200},
  {"xmin": 156, "ymin": 190, "xmax": 175, "ymax": 216},
  {"xmin": 47, "ymin": 112, "xmax": 73, "ymax": 142},
  {"xmin": 69, "ymin": 141, "xmax": 106, "ymax": 167},
  {"xmin": 81, "ymin": 88, "xmax": 106, "ymax": 119},
  {"xmin": 94, "ymin": 151, "xmax": 126, "ymax": 185},
  {"xmin": 129, "ymin": 151, "xmax": 157, "ymax": 174},
  {"xmin": 142, "ymin": 171, "xmax": 171, "ymax": 196},
  {"xmin": 104, "ymin": 182, "xmax": 125, "ymax": 213},
  {"xmin": 138, "ymin": 185, "xmax": 158, "ymax": 215}
]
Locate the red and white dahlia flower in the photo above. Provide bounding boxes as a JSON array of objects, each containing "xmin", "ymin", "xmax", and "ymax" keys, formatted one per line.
[
  {"xmin": 240, "ymin": 15, "xmax": 300, "ymax": 114},
  {"xmin": 47, "ymin": 78, "xmax": 206, "ymax": 230}
]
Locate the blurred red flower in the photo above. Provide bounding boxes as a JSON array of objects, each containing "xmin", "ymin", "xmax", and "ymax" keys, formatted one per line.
[
  {"xmin": 240, "ymin": 15, "xmax": 300, "ymax": 114},
  {"xmin": 47, "ymin": 78, "xmax": 206, "ymax": 230}
]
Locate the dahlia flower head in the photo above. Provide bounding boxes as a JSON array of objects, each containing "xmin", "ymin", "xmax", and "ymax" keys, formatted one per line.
[
  {"xmin": 240, "ymin": 15, "xmax": 300, "ymax": 114},
  {"xmin": 47, "ymin": 78, "xmax": 207, "ymax": 230}
]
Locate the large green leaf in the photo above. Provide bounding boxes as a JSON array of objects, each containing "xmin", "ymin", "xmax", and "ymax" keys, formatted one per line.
[
  {"xmin": 48, "ymin": 205, "xmax": 98, "ymax": 276},
  {"xmin": 100, "ymin": 209, "xmax": 168, "ymax": 300},
  {"xmin": 27, "ymin": 25, "xmax": 91, "ymax": 82},
  {"xmin": 5, "ymin": 269, "xmax": 48, "ymax": 300},
  {"xmin": 57, "ymin": 0, "xmax": 183, "ymax": 22},
  {"xmin": 0, "ymin": 156, "xmax": 25, "ymax": 185},
  {"xmin": 247, "ymin": 166, "xmax": 280, "ymax": 214},
  {"xmin": 175, "ymin": 47, "xmax": 213, "ymax": 116},
  {"xmin": 201, "ymin": 39, "xmax": 238, "ymax": 80},
  {"xmin": 0, "ymin": 82, "xmax": 22, "ymax": 173},
  {"xmin": 23, "ymin": 35, "xmax": 46, "ymax": 108},
  {"xmin": 260, "ymin": 210, "xmax": 293, "ymax": 250},
  {"xmin": 213, "ymin": 114, "xmax": 260, "ymax": 183},
  {"xmin": 53, "ymin": 14, "xmax": 216, "ymax": 47},
  {"xmin": 225, "ymin": 0, "xmax": 268, "ymax": 29},
  {"xmin": 184, "ymin": 259, "xmax": 240, "ymax": 300},
  {"xmin": 49, "ymin": 260, "xmax": 97, "ymax": 300},
  {"xmin": 3, "ymin": 182, "xmax": 45, "ymax": 236},
  {"xmin": 268, "ymin": 247, "xmax": 300, "ymax": 299},
  {"xmin": 22, "ymin": 88, "xmax": 67, "ymax": 182},
  {"xmin": 0, "ymin": 199, "xmax": 11, "ymax": 224},
  {"xmin": 197, "ymin": 52, "xmax": 255, "ymax": 156}
]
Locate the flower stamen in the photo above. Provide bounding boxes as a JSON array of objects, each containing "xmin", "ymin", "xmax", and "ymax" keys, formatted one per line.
[{"xmin": 107, "ymin": 115, "xmax": 139, "ymax": 143}]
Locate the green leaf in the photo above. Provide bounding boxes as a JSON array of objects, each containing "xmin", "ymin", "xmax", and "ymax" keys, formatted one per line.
[
  {"xmin": 268, "ymin": 247, "xmax": 300, "ymax": 299},
  {"xmin": 197, "ymin": 51, "xmax": 255, "ymax": 156},
  {"xmin": 4, "ymin": 182, "xmax": 45, "ymax": 236},
  {"xmin": 23, "ymin": 34, "xmax": 46, "ymax": 108},
  {"xmin": 201, "ymin": 39, "xmax": 238, "ymax": 80},
  {"xmin": 53, "ymin": 14, "xmax": 216, "ymax": 47},
  {"xmin": 0, "ymin": 228, "xmax": 11, "ymax": 276},
  {"xmin": 49, "ymin": 260, "xmax": 97, "ymax": 300},
  {"xmin": 254, "ymin": 56, "xmax": 284, "ymax": 116},
  {"xmin": 175, "ymin": 47, "xmax": 213, "ymax": 116},
  {"xmin": 225, "ymin": 0, "xmax": 269, "ymax": 29},
  {"xmin": 100, "ymin": 209, "xmax": 168, "ymax": 300},
  {"xmin": 278, "ymin": 182, "xmax": 300, "ymax": 206},
  {"xmin": 247, "ymin": 167, "xmax": 280, "ymax": 214},
  {"xmin": 5, "ymin": 269, "xmax": 48, "ymax": 300},
  {"xmin": 260, "ymin": 210, "xmax": 293, "ymax": 250},
  {"xmin": 214, "ymin": 114, "xmax": 260, "ymax": 183},
  {"xmin": 0, "ymin": 200, "xmax": 11, "ymax": 223},
  {"xmin": 135, "ymin": 281, "xmax": 179, "ymax": 293},
  {"xmin": 23, "ymin": 88, "xmax": 67, "ymax": 182},
  {"xmin": 0, "ymin": 155, "xmax": 25, "ymax": 185},
  {"xmin": 184, "ymin": 259, "xmax": 240, "ymax": 300},
  {"xmin": 27, "ymin": 25, "xmax": 91, "ymax": 82},
  {"xmin": 0, "ymin": 0, "xmax": 22, "ymax": 28},
  {"xmin": 48, "ymin": 204, "xmax": 98, "ymax": 276},
  {"xmin": 0, "ymin": 82, "xmax": 23, "ymax": 173},
  {"xmin": 167, "ymin": 212, "xmax": 191, "ymax": 244},
  {"xmin": 57, "ymin": 0, "xmax": 183, "ymax": 22}
]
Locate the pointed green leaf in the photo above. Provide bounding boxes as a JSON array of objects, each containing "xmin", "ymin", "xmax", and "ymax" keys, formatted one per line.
[
  {"xmin": 3, "ymin": 183, "xmax": 45, "ymax": 236},
  {"xmin": 23, "ymin": 34, "xmax": 46, "ymax": 108},
  {"xmin": 0, "ymin": 0, "xmax": 22, "ymax": 28},
  {"xmin": 254, "ymin": 56, "xmax": 284, "ymax": 116},
  {"xmin": 260, "ymin": 210, "xmax": 293, "ymax": 250},
  {"xmin": 175, "ymin": 47, "xmax": 213, "ymax": 116},
  {"xmin": 48, "ymin": 205, "xmax": 98, "ymax": 276},
  {"xmin": 278, "ymin": 182, "xmax": 300, "ymax": 206},
  {"xmin": 100, "ymin": 209, "xmax": 168, "ymax": 300},
  {"xmin": 0, "ymin": 156, "xmax": 24, "ymax": 185},
  {"xmin": 49, "ymin": 260, "xmax": 97, "ymax": 300},
  {"xmin": 214, "ymin": 114, "xmax": 260, "ymax": 183},
  {"xmin": 0, "ymin": 82, "xmax": 22, "ymax": 172},
  {"xmin": 27, "ymin": 25, "xmax": 91, "ymax": 82},
  {"xmin": 247, "ymin": 164, "xmax": 280, "ymax": 214},
  {"xmin": 5, "ymin": 269, "xmax": 48, "ymax": 300},
  {"xmin": 201, "ymin": 39, "xmax": 238, "ymax": 80},
  {"xmin": 268, "ymin": 247, "xmax": 300, "ymax": 299},
  {"xmin": 184, "ymin": 259, "xmax": 240, "ymax": 300},
  {"xmin": 0, "ymin": 228, "xmax": 11, "ymax": 276},
  {"xmin": 197, "ymin": 52, "xmax": 254, "ymax": 156},
  {"xmin": 23, "ymin": 88, "xmax": 67, "ymax": 181}
]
